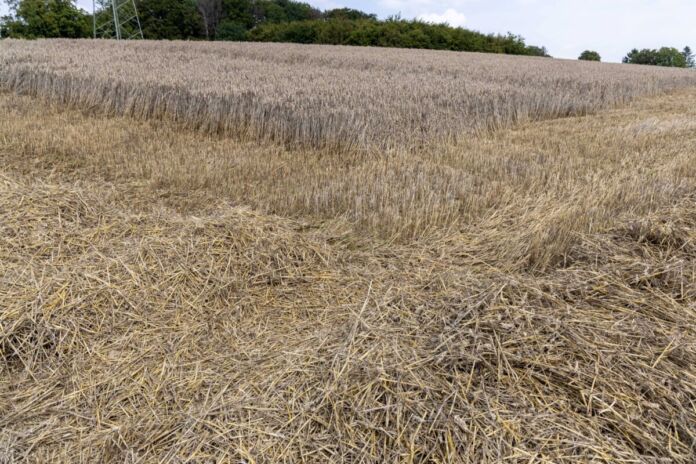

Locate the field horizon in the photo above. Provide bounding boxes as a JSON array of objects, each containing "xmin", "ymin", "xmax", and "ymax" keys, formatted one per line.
[{"xmin": 1, "ymin": 40, "xmax": 695, "ymax": 463}]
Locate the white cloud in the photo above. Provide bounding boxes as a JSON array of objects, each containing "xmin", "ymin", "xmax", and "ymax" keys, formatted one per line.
[
  {"xmin": 378, "ymin": 1, "xmax": 472, "ymax": 28},
  {"xmin": 418, "ymin": 8, "xmax": 467, "ymax": 27}
]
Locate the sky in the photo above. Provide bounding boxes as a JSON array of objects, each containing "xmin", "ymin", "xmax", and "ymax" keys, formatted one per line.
[{"xmin": 2, "ymin": 0, "xmax": 694, "ymax": 62}]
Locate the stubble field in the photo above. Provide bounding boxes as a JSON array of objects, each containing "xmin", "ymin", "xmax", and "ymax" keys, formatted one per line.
[{"xmin": 1, "ymin": 39, "xmax": 695, "ymax": 463}]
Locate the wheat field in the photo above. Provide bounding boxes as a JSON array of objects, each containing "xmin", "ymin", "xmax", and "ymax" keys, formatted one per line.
[
  {"xmin": 2, "ymin": 39, "xmax": 696, "ymax": 148},
  {"xmin": 1, "ymin": 39, "xmax": 696, "ymax": 463}
]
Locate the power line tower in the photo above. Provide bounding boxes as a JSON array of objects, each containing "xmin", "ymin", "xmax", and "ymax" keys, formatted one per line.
[{"xmin": 93, "ymin": 0, "xmax": 144, "ymax": 40}]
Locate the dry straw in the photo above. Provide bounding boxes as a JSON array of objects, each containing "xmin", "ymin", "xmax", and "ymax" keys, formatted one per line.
[{"xmin": 1, "ymin": 40, "xmax": 696, "ymax": 463}]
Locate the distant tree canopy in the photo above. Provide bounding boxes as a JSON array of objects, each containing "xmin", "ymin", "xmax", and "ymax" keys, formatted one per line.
[
  {"xmin": 0, "ymin": 0, "xmax": 551, "ymax": 56},
  {"xmin": 248, "ymin": 19, "xmax": 550, "ymax": 56},
  {"xmin": 684, "ymin": 46, "xmax": 695, "ymax": 68},
  {"xmin": 136, "ymin": 0, "xmax": 204, "ymax": 40},
  {"xmin": 622, "ymin": 47, "xmax": 692, "ymax": 67},
  {"xmin": 0, "ymin": 13, "xmax": 9, "ymax": 37},
  {"xmin": 216, "ymin": 18, "xmax": 247, "ymax": 40},
  {"xmin": 578, "ymin": 50, "xmax": 601, "ymax": 62},
  {"xmin": 3, "ymin": 0, "xmax": 90, "ymax": 38},
  {"xmin": 324, "ymin": 8, "xmax": 377, "ymax": 21}
]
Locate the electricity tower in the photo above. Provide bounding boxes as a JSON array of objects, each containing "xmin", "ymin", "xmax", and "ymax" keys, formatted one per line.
[{"xmin": 93, "ymin": 0, "xmax": 144, "ymax": 40}]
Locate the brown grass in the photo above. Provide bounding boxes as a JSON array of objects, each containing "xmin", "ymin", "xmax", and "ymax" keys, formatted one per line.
[
  {"xmin": 2, "ymin": 39, "xmax": 696, "ymax": 149},
  {"xmin": 1, "ymin": 40, "xmax": 696, "ymax": 463}
]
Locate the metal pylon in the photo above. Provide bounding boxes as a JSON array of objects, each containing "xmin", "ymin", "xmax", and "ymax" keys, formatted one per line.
[{"xmin": 93, "ymin": 0, "xmax": 144, "ymax": 40}]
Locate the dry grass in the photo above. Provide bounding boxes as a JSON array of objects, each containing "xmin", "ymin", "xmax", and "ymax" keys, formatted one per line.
[
  {"xmin": 1, "ymin": 40, "xmax": 696, "ymax": 463},
  {"xmin": 2, "ymin": 39, "xmax": 696, "ymax": 148},
  {"xmin": 2, "ymin": 85, "xmax": 695, "ymax": 259}
]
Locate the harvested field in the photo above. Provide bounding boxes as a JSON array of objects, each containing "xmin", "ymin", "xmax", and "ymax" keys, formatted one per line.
[
  {"xmin": 1, "ymin": 40, "xmax": 696, "ymax": 463},
  {"xmin": 2, "ymin": 39, "xmax": 696, "ymax": 148}
]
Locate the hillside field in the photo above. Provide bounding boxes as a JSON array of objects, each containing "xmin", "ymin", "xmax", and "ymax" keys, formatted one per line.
[{"xmin": 1, "ymin": 40, "xmax": 696, "ymax": 463}]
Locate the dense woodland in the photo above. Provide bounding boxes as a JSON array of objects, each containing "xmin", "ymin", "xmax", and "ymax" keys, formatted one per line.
[{"xmin": 0, "ymin": 0, "xmax": 551, "ymax": 56}]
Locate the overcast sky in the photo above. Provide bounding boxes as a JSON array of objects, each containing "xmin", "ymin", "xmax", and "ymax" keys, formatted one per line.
[{"xmin": 2, "ymin": 0, "xmax": 694, "ymax": 62}]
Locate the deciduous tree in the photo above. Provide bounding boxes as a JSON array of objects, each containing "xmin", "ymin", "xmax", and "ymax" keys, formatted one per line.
[
  {"xmin": 683, "ymin": 46, "xmax": 695, "ymax": 68},
  {"xmin": 136, "ymin": 0, "xmax": 204, "ymax": 39},
  {"xmin": 623, "ymin": 47, "xmax": 687, "ymax": 67},
  {"xmin": 197, "ymin": 0, "xmax": 223, "ymax": 39},
  {"xmin": 5, "ymin": 0, "xmax": 90, "ymax": 38},
  {"xmin": 579, "ymin": 50, "xmax": 601, "ymax": 61}
]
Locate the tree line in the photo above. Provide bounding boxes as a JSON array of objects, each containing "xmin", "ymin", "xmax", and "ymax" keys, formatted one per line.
[
  {"xmin": 579, "ymin": 47, "xmax": 694, "ymax": 68},
  {"xmin": 0, "ymin": 0, "xmax": 549, "ymax": 56},
  {"xmin": 1, "ymin": 0, "xmax": 693, "ymax": 67}
]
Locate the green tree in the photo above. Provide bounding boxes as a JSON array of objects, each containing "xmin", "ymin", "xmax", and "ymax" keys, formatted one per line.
[
  {"xmin": 683, "ymin": 46, "xmax": 695, "ymax": 68},
  {"xmin": 252, "ymin": 0, "xmax": 318, "ymax": 24},
  {"xmin": 277, "ymin": 0, "xmax": 320, "ymax": 21},
  {"xmin": 136, "ymin": 0, "xmax": 204, "ymax": 39},
  {"xmin": 1, "ymin": 15, "xmax": 8, "ymax": 38},
  {"xmin": 527, "ymin": 46, "xmax": 550, "ymax": 57},
  {"xmin": 4, "ymin": 0, "xmax": 90, "ymax": 38},
  {"xmin": 249, "ymin": 18, "xmax": 548, "ymax": 56},
  {"xmin": 221, "ymin": 0, "xmax": 254, "ymax": 28},
  {"xmin": 623, "ymin": 47, "xmax": 687, "ymax": 67},
  {"xmin": 215, "ymin": 19, "xmax": 247, "ymax": 40},
  {"xmin": 197, "ymin": 0, "xmax": 223, "ymax": 39},
  {"xmin": 579, "ymin": 50, "xmax": 601, "ymax": 61},
  {"xmin": 324, "ymin": 8, "xmax": 376, "ymax": 21}
]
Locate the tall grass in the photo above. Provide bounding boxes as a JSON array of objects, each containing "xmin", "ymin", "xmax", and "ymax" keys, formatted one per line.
[{"xmin": 2, "ymin": 39, "xmax": 696, "ymax": 148}]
